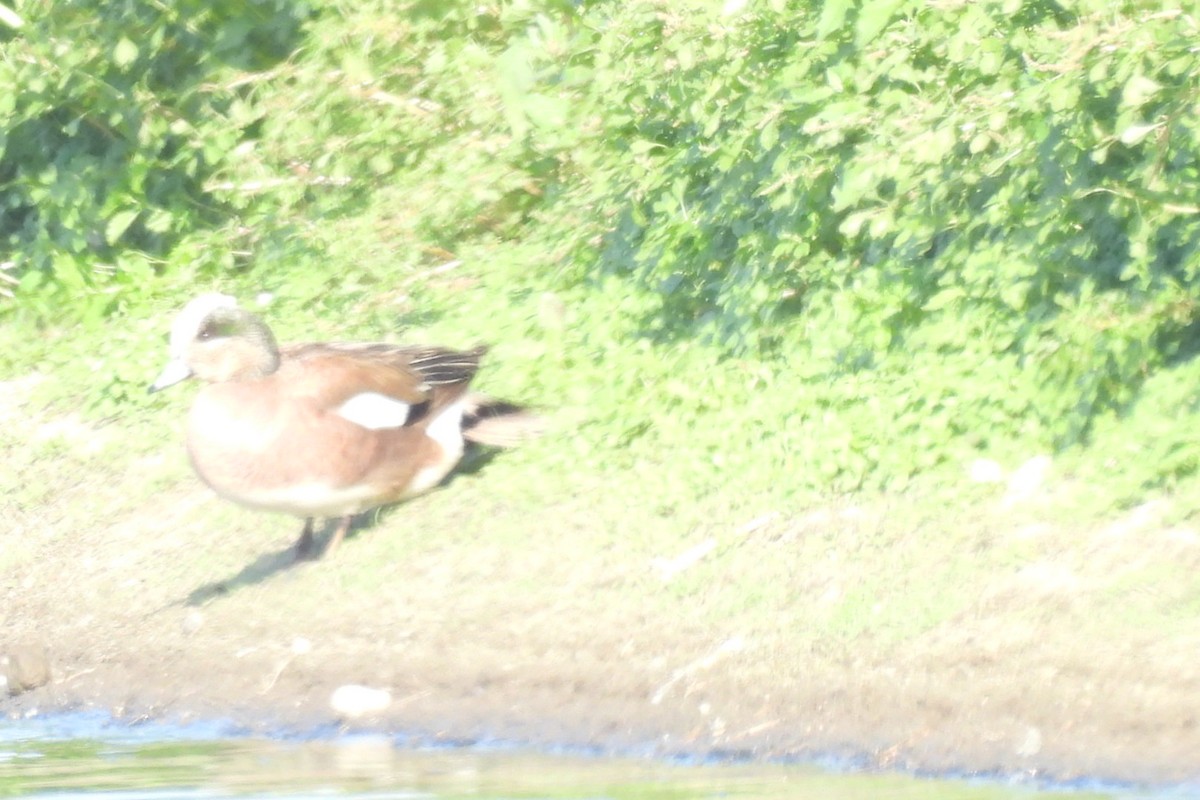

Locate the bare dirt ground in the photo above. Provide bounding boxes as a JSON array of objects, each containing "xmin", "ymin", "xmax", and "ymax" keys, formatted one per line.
[{"xmin": 2, "ymin": 383, "xmax": 1199, "ymax": 788}]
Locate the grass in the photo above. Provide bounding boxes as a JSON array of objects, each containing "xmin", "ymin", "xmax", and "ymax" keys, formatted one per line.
[
  {"xmin": 6, "ymin": 240, "xmax": 1200, "ymax": 645},
  {"xmin": 5, "ymin": 333, "xmax": 1200, "ymax": 779},
  {"xmin": 4, "ymin": 147, "xmax": 1200, "ymax": 669}
]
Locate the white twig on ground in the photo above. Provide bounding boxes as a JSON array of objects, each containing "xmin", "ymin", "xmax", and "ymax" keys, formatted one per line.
[
  {"xmin": 730, "ymin": 718, "xmax": 781, "ymax": 741},
  {"xmin": 400, "ymin": 259, "xmax": 463, "ymax": 288},
  {"xmin": 651, "ymin": 636, "xmax": 747, "ymax": 705},
  {"xmin": 259, "ymin": 637, "xmax": 312, "ymax": 694},
  {"xmin": 651, "ymin": 538, "xmax": 717, "ymax": 581},
  {"xmin": 734, "ymin": 512, "xmax": 779, "ymax": 536}
]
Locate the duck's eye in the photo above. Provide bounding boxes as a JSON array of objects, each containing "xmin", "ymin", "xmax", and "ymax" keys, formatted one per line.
[{"xmin": 197, "ymin": 318, "xmax": 232, "ymax": 341}]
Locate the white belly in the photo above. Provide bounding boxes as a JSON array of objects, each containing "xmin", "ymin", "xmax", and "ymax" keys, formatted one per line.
[{"xmin": 220, "ymin": 481, "xmax": 385, "ymax": 518}]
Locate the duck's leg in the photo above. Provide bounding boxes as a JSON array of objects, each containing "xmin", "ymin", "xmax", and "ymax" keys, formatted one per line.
[
  {"xmin": 293, "ymin": 518, "xmax": 317, "ymax": 560},
  {"xmin": 323, "ymin": 515, "xmax": 353, "ymax": 557}
]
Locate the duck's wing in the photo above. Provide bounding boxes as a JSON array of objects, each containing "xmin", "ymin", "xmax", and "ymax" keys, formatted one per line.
[{"xmin": 278, "ymin": 342, "xmax": 487, "ymax": 429}]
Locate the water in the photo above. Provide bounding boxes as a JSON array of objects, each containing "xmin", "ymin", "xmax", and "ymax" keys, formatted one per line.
[{"xmin": 0, "ymin": 714, "xmax": 1187, "ymax": 799}]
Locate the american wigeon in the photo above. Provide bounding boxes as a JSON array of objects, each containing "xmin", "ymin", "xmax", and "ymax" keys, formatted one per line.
[{"xmin": 150, "ymin": 293, "xmax": 538, "ymax": 558}]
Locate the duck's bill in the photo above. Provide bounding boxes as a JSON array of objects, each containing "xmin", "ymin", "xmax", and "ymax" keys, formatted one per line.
[{"xmin": 148, "ymin": 358, "xmax": 193, "ymax": 394}]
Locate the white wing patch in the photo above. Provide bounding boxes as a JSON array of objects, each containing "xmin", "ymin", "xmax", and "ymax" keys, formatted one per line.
[
  {"xmin": 407, "ymin": 397, "xmax": 467, "ymax": 496},
  {"xmin": 425, "ymin": 397, "xmax": 466, "ymax": 455},
  {"xmin": 335, "ymin": 392, "xmax": 411, "ymax": 430}
]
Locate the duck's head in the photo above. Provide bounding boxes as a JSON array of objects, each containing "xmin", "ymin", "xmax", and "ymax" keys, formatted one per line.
[{"xmin": 149, "ymin": 293, "xmax": 281, "ymax": 392}]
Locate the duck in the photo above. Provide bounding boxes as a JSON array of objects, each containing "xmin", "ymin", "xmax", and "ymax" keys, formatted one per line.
[{"xmin": 149, "ymin": 293, "xmax": 539, "ymax": 558}]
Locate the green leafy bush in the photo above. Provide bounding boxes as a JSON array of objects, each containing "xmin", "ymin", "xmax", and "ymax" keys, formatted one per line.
[
  {"xmin": 545, "ymin": 1, "xmax": 1200, "ymax": 442},
  {"xmin": 0, "ymin": 0, "xmax": 308, "ymax": 322},
  {"xmin": 6, "ymin": 0, "xmax": 1200, "ymax": 500}
]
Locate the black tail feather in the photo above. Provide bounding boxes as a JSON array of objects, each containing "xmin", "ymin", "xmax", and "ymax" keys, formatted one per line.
[{"xmin": 462, "ymin": 393, "xmax": 544, "ymax": 447}]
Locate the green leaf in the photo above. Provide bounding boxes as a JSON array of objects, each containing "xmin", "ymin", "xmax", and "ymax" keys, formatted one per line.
[
  {"xmin": 760, "ymin": 120, "xmax": 779, "ymax": 151},
  {"xmin": 839, "ymin": 210, "xmax": 873, "ymax": 237},
  {"xmin": 114, "ymin": 37, "xmax": 139, "ymax": 68},
  {"xmin": 968, "ymin": 132, "xmax": 990, "ymax": 154},
  {"xmin": 522, "ymin": 93, "xmax": 567, "ymax": 130},
  {"xmin": 1121, "ymin": 74, "xmax": 1161, "ymax": 110},
  {"xmin": 817, "ymin": 0, "xmax": 852, "ymax": 39},
  {"xmin": 368, "ymin": 154, "xmax": 393, "ymax": 175},
  {"xmin": 924, "ymin": 287, "xmax": 965, "ymax": 311},
  {"xmin": 629, "ymin": 140, "xmax": 663, "ymax": 155},
  {"xmin": 144, "ymin": 210, "xmax": 172, "ymax": 233},
  {"xmin": 1119, "ymin": 122, "xmax": 1160, "ymax": 146},
  {"xmin": 832, "ymin": 162, "xmax": 877, "ymax": 211},
  {"xmin": 105, "ymin": 210, "xmax": 139, "ymax": 245},
  {"xmin": 855, "ymin": 0, "xmax": 907, "ymax": 47},
  {"xmin": 0, "ymin": 3, "xmax": 23, "ymax": 29},
  {"xmin": 977, "ymin": 40, "xmax": 1004, "ymax": 76}
]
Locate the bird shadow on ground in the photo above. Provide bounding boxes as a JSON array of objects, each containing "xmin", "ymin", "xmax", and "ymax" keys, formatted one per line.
[
  {"xmin": 183, "ymin": 531, "xmax": 315, "ymax": 607},
  {"xmin": 447, "ymin": 444, "xmax": 502, "ymax": 479},
  {"xmin": 180, "ymin": 445, "xmax": 508, "ymax": 607}
]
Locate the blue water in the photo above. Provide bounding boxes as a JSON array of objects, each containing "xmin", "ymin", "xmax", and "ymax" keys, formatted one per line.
[{"xmin": 0, "ymin": 712, "xmax": 1193, "ymax": 799}]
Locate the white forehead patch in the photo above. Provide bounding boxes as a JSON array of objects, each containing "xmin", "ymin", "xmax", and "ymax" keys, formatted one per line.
[
  {"xmin": 335, "ymin": 392, "xmax": 412, "ymax": 430},
  {"xmin": 170, "ymin": 293, "xmax": 238, "ymax": 355}
]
